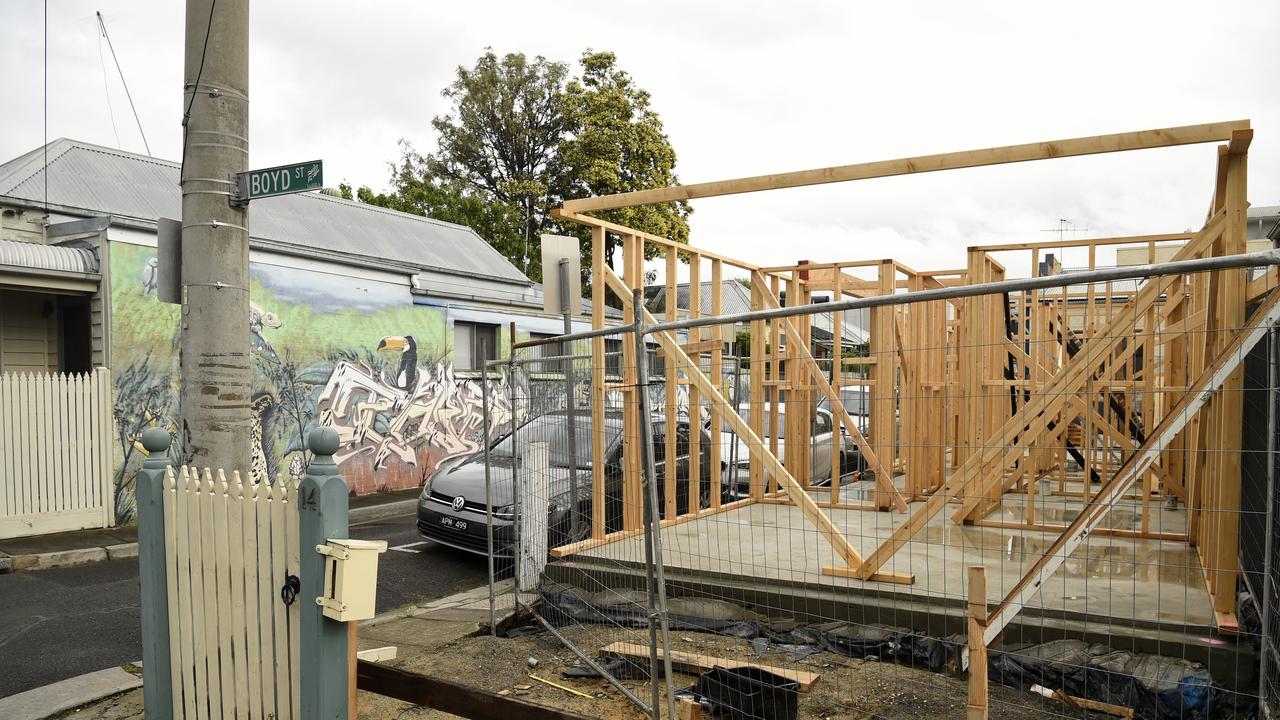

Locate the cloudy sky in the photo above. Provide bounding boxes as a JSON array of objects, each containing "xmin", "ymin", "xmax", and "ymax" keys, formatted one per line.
[{"xmin": 2, "ymin": 1, "xmax": 1277, "ymax": 278}]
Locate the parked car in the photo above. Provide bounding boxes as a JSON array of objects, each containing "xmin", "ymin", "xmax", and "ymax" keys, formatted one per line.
[
  {"xmin": 417, "ymin": 410, "xmax": 722, "ymax": 557},
  {"xmin": 720, "ymin": 402, "xmax": 865, "ymax": 499}
]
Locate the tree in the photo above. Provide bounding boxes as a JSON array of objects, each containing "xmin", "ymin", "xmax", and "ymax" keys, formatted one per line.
[
  {"xmin": 426, "ymin": 50, "xmax": 570, "ymax": 280},
  {"xmin": 347, "ymin": 49, "xmax": 691, "ymax": 288},
  {"xmin": 559, "ymin": 51, "xmax": 691, "ymax": 271},
  {"xmin": 340, "ymin": 142, "xmax": 525, "ymax": 262}
]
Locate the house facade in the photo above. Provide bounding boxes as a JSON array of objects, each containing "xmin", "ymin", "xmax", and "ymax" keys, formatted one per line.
[{"xmin": 0, "ymin": 139, "xmax": 597, "ymax": 531}]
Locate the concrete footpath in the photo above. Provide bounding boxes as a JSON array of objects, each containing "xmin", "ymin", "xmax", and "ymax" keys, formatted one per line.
[
  {"xmin": 5, "ymin": 580, "xmax": 515, "ymax": 720},
  {"xmin": 0, "ymin": 487, "xmax": 419, "ymax": 574}
]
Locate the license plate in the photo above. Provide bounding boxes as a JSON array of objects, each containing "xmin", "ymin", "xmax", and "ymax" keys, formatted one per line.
[{"xmin": 440, "ymin": 515, "xmax": 468, "ymax": 532}]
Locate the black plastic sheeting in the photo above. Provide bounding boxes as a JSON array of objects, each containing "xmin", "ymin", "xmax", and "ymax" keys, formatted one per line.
[
  {"xmin": 540, "ymin": 582, "xmax": 1226, "ymax": 719},
  {"xmin": 990, "ymin": 640, "xmax": 1218, "ymax": 720}
]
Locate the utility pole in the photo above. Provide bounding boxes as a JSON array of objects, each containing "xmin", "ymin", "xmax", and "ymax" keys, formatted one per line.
[{"xmin": 180, "ymin": 0, "xmax": 251, "ymax": 473}]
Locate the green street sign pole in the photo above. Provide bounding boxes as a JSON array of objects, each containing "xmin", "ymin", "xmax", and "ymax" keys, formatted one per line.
[{"xmin": 230, "ymin": 160, "xmax": 323, "ymax": 207}]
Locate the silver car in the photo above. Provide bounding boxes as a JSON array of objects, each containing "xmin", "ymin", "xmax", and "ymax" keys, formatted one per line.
[{"xmin": 720, "ymin": 402, "xmax": 866, "ymax": 498}]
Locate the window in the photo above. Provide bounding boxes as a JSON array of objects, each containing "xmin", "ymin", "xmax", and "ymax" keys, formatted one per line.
[
  {"xmin": 814, "ymin": 410, "xmax": 832, "ymax": 436},
  {"xmin": 529, "ymin": 332, "xmax": 562, "ymax": 374},
  {"xmin": 605, "ymin": 338, "xmax": 622, "ymax": 377},
  {"xmin": 454, "ymin": 322, "xmax": 498, "ymax": 371}
]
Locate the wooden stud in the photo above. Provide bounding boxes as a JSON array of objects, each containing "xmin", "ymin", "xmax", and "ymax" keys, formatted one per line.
[
  {"xmin": 590, "ymin": 226, "xmax": 607, "ymax": 539},
  {"xmin": 688, "ymin": 254, "xmax": 703, "ymax": 515},
  {"xmin": 710, "ymin": 259, "xmax": 724, "ymax": 511},
  {"xmin": 665, "ymin": 248, "xmax": 678, "ymax": 520},
  {"xmin": 967, "ymin": 566, "xmax": 989, "ymax": 720}
]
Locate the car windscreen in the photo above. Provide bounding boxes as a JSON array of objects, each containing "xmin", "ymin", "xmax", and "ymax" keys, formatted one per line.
[
  {"xmin": 490, "ymin": 414, "xmax": 621, "ymax": 468},
  {"xmin": 718, "ymin": 409, "xmax": 786, "ymax": 438},
  {"xmin": 840, "ymin": 389, "xmax": 869, "ymax": 415}
]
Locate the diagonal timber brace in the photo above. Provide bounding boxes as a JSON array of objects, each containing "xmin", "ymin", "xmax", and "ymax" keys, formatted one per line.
[
  {"xmin": 602, "ymin": 266, "xmax": 913, "ymax": 583},
  {"xmin": 749, "ymin": 273, "xmax": 909, "ymax": 512},
  {"xmin": 982, "ymin": 288, "xmax": 1280, "ymax": 645},
  {"xmin": 829, "ymin": 210, "xmax": 1228, "ymax": 582},
  {"xmin": 948, "ymin": 210, "xmax": 1227, "ymax": 524}
]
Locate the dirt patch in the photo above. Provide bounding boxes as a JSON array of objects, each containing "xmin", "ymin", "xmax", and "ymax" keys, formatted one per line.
[{"xmin": 362, "ymin": 625, "xmax": 1104, "ymax": 720}]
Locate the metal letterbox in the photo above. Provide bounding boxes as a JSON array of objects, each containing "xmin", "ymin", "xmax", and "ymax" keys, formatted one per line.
[{"xmin": 314, "ymin": 538, "xmax": 387, "ymax": 622}]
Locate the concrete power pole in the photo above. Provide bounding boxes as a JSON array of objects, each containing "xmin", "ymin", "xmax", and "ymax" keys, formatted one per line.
[{"xmin": 180, "ymin": 0, "xmax": 251, "ymax": 473}]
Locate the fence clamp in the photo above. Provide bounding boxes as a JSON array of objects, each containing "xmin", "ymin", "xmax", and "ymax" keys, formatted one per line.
[{"xmin": 314, "ymin": 538, "xmax": 388, "ymax": 622}]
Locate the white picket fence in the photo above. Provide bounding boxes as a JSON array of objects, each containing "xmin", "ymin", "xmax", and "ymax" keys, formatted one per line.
[
  {"xmin": 0, "ymin": 368, "xmax": 115, "ymax": 539},
  {"xmin": 163, "ymin": 466, "xmax": 300, "ymax": 720}
]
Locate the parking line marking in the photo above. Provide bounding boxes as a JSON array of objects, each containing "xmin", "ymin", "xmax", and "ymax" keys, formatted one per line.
[{"xmin": 389, "ymin": 541, "xmax": 428, "ymax": 554}]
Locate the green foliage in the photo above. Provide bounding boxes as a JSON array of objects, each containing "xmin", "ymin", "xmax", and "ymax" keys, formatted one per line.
[
  {"xmin": 346, "ymin": 48, "xmax": 691, "ymax": 286},
  {"xmin": 427, "ymin": 50, "xmax": 571, "ymax": 280},
  {"xmin": 559, "ymin": 51, "xmax": 691, "ymax": 269}
]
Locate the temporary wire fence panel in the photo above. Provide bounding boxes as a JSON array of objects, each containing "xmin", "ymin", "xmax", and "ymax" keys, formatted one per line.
[
  {"xmin": 163, "ymin": 466, "xmax": 301, "ymax": 719},
  {"xmin": 482, "ymin": 333, "xmax": 672, "ymax": 714},
  {"xmin": 0, "ymin": 367, "xmax": 114, "ymax": 539},
  {"xmin": 489, "ymin": 262, "xmax": 1280, "ymax": 719},
  {"xmin": 474, "ymin": 121, "xmax": 1272, "ymax": 719}
]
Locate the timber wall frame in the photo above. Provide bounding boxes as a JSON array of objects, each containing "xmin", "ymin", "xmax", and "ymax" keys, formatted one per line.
[{"xmin": 539, "ymin": 120, "xmax": 1265, "ymax": 640}]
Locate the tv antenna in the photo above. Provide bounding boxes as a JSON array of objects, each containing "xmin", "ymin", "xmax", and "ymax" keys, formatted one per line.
[{"xmin": 1040, "ymin": 218, "xmax": 1089, "ymax": 242}]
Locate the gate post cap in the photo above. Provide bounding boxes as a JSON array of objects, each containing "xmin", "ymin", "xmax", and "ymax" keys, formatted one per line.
[
  {"xmin": 141, "ymin": 427, "xmax": 172, "ymax": 453},
  {"xmin": 307, "ymin": 427, "xmax": 340, "ymax": 456}
]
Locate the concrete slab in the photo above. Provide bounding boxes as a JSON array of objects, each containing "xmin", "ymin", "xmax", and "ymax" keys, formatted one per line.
[
  {"xmin": 580, "ymin": 478, "xmax": 1215, "ymax": 630},
  {"xmin": 0, "ymin": 666, "xmax": 141, "ymax": 720}
]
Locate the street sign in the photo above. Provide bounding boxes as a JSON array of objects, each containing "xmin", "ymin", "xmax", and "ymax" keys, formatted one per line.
[{"xmin": 231, "ymin": 160, "xmax": 322, "ymax": 206}]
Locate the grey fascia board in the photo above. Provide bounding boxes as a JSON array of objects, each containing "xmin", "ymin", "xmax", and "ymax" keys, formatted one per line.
[{"xmin": 0, "ymin": 263, "xmax": 101, "ymax": 283}]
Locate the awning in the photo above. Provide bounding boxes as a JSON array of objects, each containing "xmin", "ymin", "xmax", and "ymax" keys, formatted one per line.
[{"xmin": 0, "ymin": 238, "xmax": 100, "ymax": 293}]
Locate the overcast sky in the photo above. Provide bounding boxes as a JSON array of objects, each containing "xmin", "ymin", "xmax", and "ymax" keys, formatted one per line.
[{"xmin": 3, "ymin": 1, "xmax": 1277, "ymax": 278}]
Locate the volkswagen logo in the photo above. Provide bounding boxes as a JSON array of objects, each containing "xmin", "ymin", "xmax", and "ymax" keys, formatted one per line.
[{"xmin": 451, "ymin": 495, "xmax": 466, "ymax": 512}]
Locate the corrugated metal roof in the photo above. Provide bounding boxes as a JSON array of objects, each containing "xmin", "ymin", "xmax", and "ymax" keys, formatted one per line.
[
  {"xmin": 646, "ymin": 278, "xmax": 868, "ymax": 342},
  {"xmin": 0, "ymin": 139, "xmax": 530, "ymax": 285},
  {"xmin": 645, "ymin": 279, "xmax": 754, "ymax": 316},
  {"xmin": 0, "ymin": 238, "xmax": 98, "ymax": 274}
]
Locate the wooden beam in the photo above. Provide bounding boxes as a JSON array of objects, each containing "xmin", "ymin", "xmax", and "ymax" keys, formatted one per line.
[
  {"xmin": 600, "ymin": 642, "xmax": 821, "ymax": 692},
  {"xmin": 356, "ymin": 660, "xmax": 597, "ymax": 720},
  {"xmin": 553, "ymin": 209, "xmax": 758, "ymax": 271},
  {"xmin": 971, "ymin": 230, "xmax": 1197, "ymax": 253},
  {"xmin": 550, "ymin": 497, "xmax": 755, "ymax": 557},
  {"xmin": 561, "ymin": 121, "xmax": 1248, "ymax": 212}
]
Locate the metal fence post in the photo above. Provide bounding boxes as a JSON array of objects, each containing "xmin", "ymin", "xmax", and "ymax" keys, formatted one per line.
[
  {"xmin": 633, "ymin": 289, "xmax": 678, "ymax": 720},
  {"xmin": 299, "ymin": 427, "xmax": 350, "ymax": 720},
  {"xmin": 136, "ymin": 427, "xmax": 174, "ymax": 720}
]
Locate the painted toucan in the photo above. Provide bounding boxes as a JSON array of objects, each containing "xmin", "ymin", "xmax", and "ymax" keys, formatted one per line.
[{"xmin": 377, "ymin": 335, "xmax": 419, "ymax": 390}]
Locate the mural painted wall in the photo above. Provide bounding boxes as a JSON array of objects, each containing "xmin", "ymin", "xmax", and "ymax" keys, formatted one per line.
[{"xmin": 110, "ymin": 240, "xmax": 516, "ymax": 523}]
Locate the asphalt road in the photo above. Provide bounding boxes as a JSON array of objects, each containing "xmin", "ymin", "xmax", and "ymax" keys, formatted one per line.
[{"xmin": 0, "ymin": 511, "xmax": 489, "ymax": 699}]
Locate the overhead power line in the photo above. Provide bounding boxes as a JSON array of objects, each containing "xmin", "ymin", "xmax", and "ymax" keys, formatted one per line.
[{"xmin": 96, "ymin": 11, "xmax": 151, "ymax": 156}]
